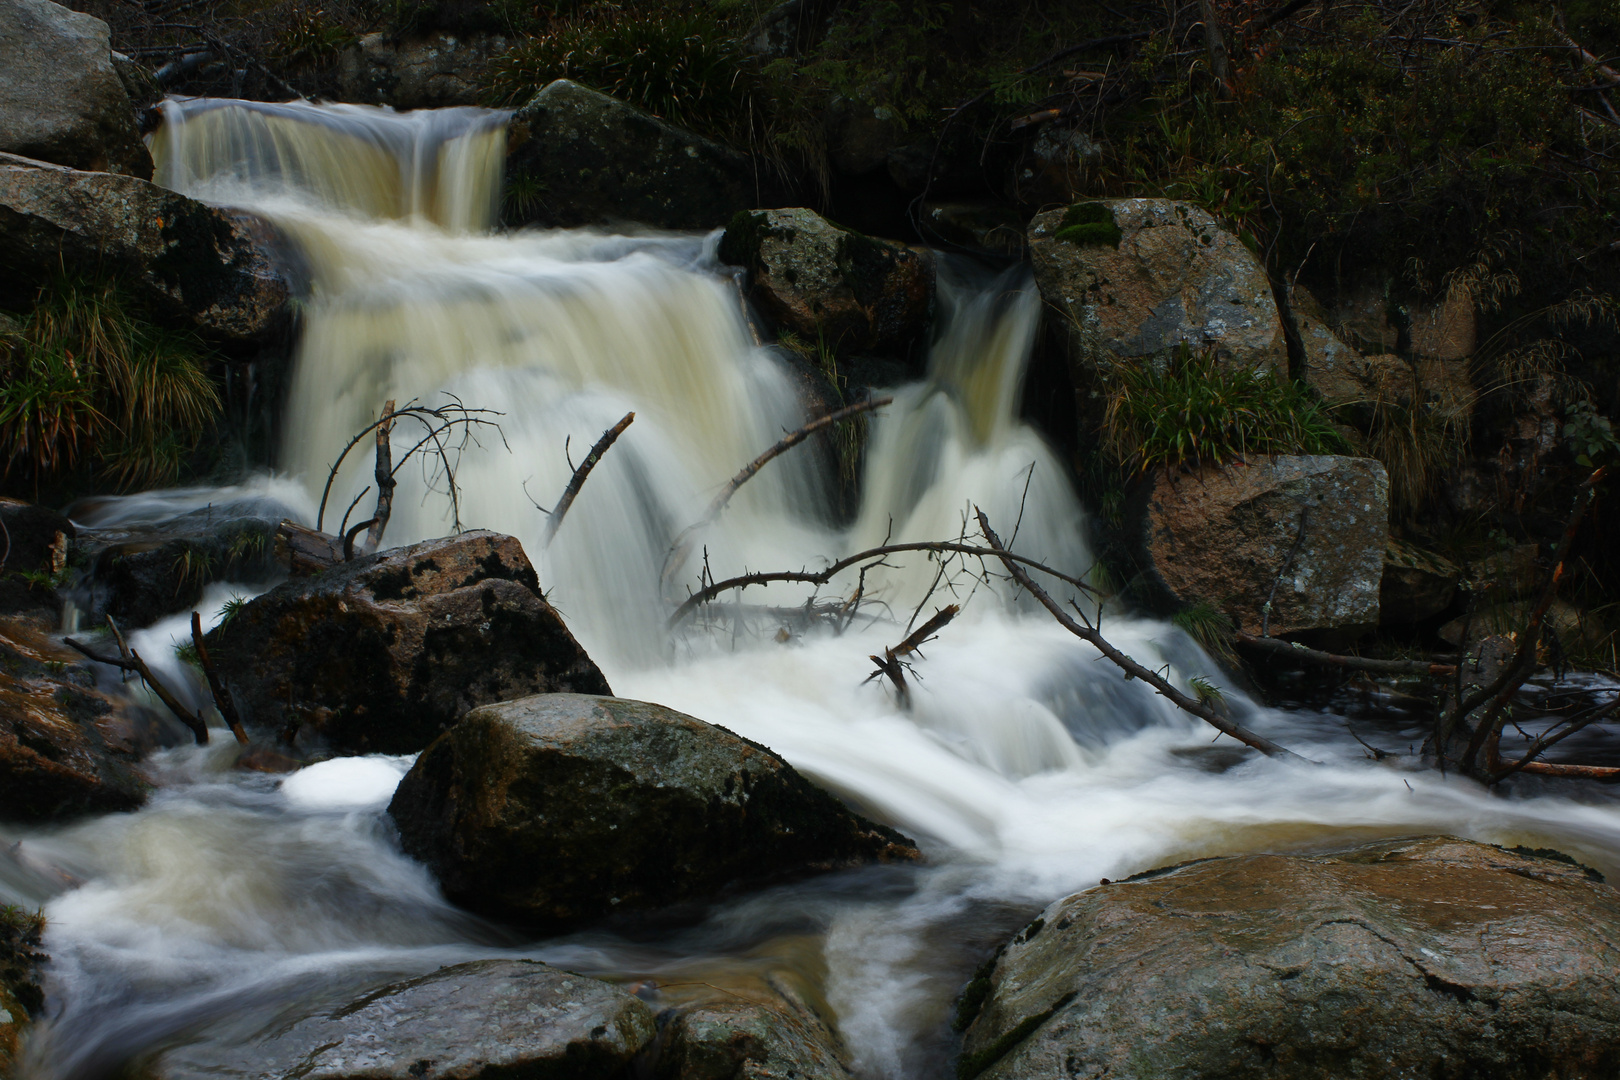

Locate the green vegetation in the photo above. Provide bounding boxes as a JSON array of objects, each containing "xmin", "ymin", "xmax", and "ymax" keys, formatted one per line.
[
  {"xmin": 0, "ymin": 278, "xmax": 222, "ymax": 496},
  {"xmin": 1101, "ymin": 348, "xmax": 1348, "ymax": 475},
  {"xmin": 0, "ymin": 905, "xmax": 46, "ymax": 1017},
  {"xmin": 1172, "ymin": 601, "xmax": 1237, "ymax": 664},
  {"xmin": 1054, "ymin": 202, "xmax": 1121, "ymax": 248}
]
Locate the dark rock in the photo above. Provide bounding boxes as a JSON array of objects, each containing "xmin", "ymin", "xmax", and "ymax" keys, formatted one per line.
[
  {"xmin": 657, "ymin": 973, "xmax": 853, "ymax": 1080},
  {"xmin": 0, "ymin": 153, "xmax": 292, "ymax": 342},
  {"xmin": 0, "ymin": 618, "xmax": 148, "ymax": 822},
  {"xmin": 919, "ymin": 201, "xmax": 1026, "ymax": 257},
  {"xmin": 826, "ymin": 96, "xmax": 904, "ymax": 177},
  {"xmin": 1029, "ymin": 199, "xmax": 1286, "ymax": 380},
  {"xmin": 0, "ymin": 905, "xmax": 46, "ymax": 1079},
  {"xmin": 0, "ymin": 0, "xmax": 151, "ymax": 178},
  {"xmin": 959, "ymin": 836, "xmax": 1620, "ymax": 1080},
  {"xmin": 388, "ymin": 692, "xmax": 920, "ymax": 929},
  {"xmin": 718, "ymin": 207, "xmax": 933, "ymax": 353},
  {"xmin": 149, "ymin": 960, "xmax": 657, "ymax": 1080},
  {"xmin": 81, "ymin": 516, "xmax": 279, "ymax": 629},
  {"xmin": 205, "ymin": 531, "xmax": 610, "ymax": 754},
  {"xmin": 0, "ymin": 499, "xmax": 74, "ymax": 624},
  {"xmin": 337, "ymin": 31, "xmax": 510, "ymax": 110},
  {"xmin": 505, "ymin": 80, "xmax": 764, "ymax": 231},
  {"xmin": 1130, "ymin": 455, "xmax": 1388, "ymax": 638},
  {"xmin": 1380, "ymin": 538, "xmax": 1458, "ymax": 626}
]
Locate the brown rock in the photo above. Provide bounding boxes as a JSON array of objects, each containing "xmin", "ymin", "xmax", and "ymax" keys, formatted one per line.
[
  {"xmin": 1132, "ymin": 455, "xmax": 1389, "ymax": 638},
  {"xmin": 389, "ymin": 692, "xmax": 919, "ymax": 929},
  {"xmin": 959, "ymin": 836, "xmax": 1620, "ymax": 1080},
  {"xmin": 1028, "ymin": 199, "xmax": 1286, "ymax": 377},
  {"xmin": 657, "ymin": 969, "xmax": 854, "ymax": 1080},
  {"xmin": 205, "ymin": 531, "xmax": 611, "ymax": 754},
  {"xmin": 718, "ymin": 207, "xmax": 934, "ymax": 353},
  {"xmin": 0, "ymin": 154, "xmax": 292, "ymax": 342},
  {"xmin": 0, "ymin": 619, "xmax": 149, "ymax": 822}
]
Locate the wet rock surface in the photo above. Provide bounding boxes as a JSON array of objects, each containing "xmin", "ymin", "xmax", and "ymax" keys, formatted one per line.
[
  {"xmin": 1131, "ymin": 454, "xmax": 1389, "ymax": 638},
  {"xmin": 719, "ymin": 207, "xmax": 933, "ymax": 352},
  {"xmin": 205, "ymin": 531, "xmax": 609, "ymax": 754},
  {"xmin": 0, "ymin": 153, "xmax": 292, "ymax": 341},
  {"xmin": 389, "ymin": 692, "xmax": 920, "ymax": 929},
  {"xmin": 0, "ymin": 619, "xmax": 149, "ymax": 822},
  {"xmin": 0, "ymin": 0, "xmax": 151, "ymax": 177},
  {"xmin": 78, "ymin": 516, "xmax": 279, "ymax": 629},
  {"xmin": 657, "ymin": 973, "xmax": 853, "ymax": 1080},
  {"xmin": 149, "ymin": 960, "xmax": 658, "ymax": 1080},
  {"xmin": 959, "ymin": 836, "xmax": 1620, "ymax": 1080},
  {"xmin": 1029, "ymin": 199, "xmax": 1286, "ymax": 378},
  {"xmin": 505, "ymin": 79, "xmax": 764, "ymax": 231}
]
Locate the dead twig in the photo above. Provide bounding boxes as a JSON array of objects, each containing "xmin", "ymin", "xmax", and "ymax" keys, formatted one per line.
[
  {"xmin": 1235, "ymin": 632, "xmax": 1457, "ymax": 677},
  {"xmin": 191, "ymin": 611, "xmax": 247, "ymax": 745},
  {"xmin": 540, "ymin": 412, "xmax": 634, "ymax": 546},
  {"xmin": 65, "ymin": 621, "xmax": 209, "ymax": 745},
  {"xmin": 976, "ymin": 508, "xmax": 1304, "ymax": 762},
  {"xmin": 864, "ymin": 605, "xmax": 958, "ymax": 708},
  {"xmin": 362, "ymin": 400, "xmax": 397, "ymax": 556}
]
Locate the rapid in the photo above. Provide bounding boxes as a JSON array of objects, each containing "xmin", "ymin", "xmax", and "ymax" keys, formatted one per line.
[{"xmin": 7, "ymin": 98, "xmax": 1620, "ymax": 1080}]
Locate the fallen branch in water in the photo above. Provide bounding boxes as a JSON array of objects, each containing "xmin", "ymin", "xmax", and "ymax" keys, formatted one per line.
[
  {"xmin": 192, "ymin": 611, "xmax": 247, "ymax": 745},
  {"xmin": 668, "ymin": 540, "xmax": 1094, "ymax": 628},
  {"xmin": 540, "ymin": 412, "xmax": 635, "ymax": 546},
  {"xmin": 362, "ymin": 399, "xmax": 397, "ymax": 556},
  {"xmin": 865, "ymin": 604, "xmax": 959, "ymax": 707},
  {"xmin": 1488, "ymin": 692, "xmax": 1620, "ymax": 783},
  {"xmin": 1235, "ymin": 633, "xmax": 1458, "ymax": 677},
  {"xmin": 975, "ymin": 508, "xmax": 1304, "ymax": 762},
  {"xmin": 66, "ymin": 619, "xmax": 209, "ymax": 745}
]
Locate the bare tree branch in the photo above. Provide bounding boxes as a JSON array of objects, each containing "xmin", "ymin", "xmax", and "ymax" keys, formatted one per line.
[
  {"xmin": 362, "ymin": 400, "xmax": 397, "ymax": 556},
  {"xmin": 192, "ymin": 611, "xmax": 247, "ymax": 745},
  {"xmin": 1235, "ymin": 632, "xmax": 1458, "ymax": 676},
  {"xmin": 66, "ymin": 622, "xmax": 208, "ymax": 745},
  {"xmin": 541, "ymin": 412, "xmax": 635, "ymax": 546}
]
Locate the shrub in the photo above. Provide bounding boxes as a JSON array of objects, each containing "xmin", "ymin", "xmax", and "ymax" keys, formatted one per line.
[
  {"xmin": 1101, "ymin": 347, "xmax": 1348, "ymax": 475},
  {"xmin": 0, "ymin": 278, "xmax": 222, "ymax": 494}
]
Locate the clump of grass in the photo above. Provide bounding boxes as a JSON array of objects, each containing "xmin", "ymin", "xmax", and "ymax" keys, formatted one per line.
[
  {"xmin": 0, "ymin": 277, "xmax": 221, "ymax": 494},
  {"xmin": 1054, "ymin": 202, "xmax": 1121, "ymax": 248},
  {"xmin": 1101, "ymin": 347, "xmax": 1348, "ymax": 475},
  {"xmin": 270, "ymin": 5, "xmax": 355, "ymax": 66},
  {"xmin": 1172, "ymin": 600, "xmax": 1236, "ymax": 664}
]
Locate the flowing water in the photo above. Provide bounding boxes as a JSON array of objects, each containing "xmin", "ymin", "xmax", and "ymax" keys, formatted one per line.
[{"xmin": 8, "ymin": 98, "xmax": 1620, "ymax": 1079}]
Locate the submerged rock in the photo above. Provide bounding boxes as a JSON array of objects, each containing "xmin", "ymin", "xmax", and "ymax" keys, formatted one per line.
[
  {"xmin": 958, "ymin": 836, "xmax": 1620, "ymax": 1080},
  {"xmin": 1029, "ymin": 199, "xmax": 1286, "ymax": 378},
  {"xmin": 0, "ymin": 153, "xmax": 291, "ymax": 342},
  {"xmin": 205, "ymin": 531, "xmax": 610, "ymax": 754},
  {"xmin": 1131, "ymin": 454, "xmax": 1388, "ymax": 639},
  {"xmin": 388, "ymin": 693, "xmax": 920, "ymax": 929},
  {"xmin": 0, "ymin": 0, "xmax": 151, "ymax": 177},
  {"xmin": 505, "ymin": 79, "xmax": 763, "ymax": 231},
  {"xmin": 150, "ymin": 960, "xmax": 657, "ymax": 1080},
  {"xmin": 0, "ymin": 619, "xmax": 148, "ymax": 822},
  {"xmin": 718, "ymin": 207, "xmax": 933, "ymax": 353}
]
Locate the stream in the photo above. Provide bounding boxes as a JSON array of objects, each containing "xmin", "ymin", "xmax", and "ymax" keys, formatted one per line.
[{"xmin": 7, "ymin": 97, "xmax": 1620, "ymax": 1080}]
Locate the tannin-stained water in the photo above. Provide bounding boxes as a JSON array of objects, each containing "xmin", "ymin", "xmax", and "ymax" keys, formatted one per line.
[{"xmin": 8, "ymin": 99, "xmax": 1620, "ymax": 1080}]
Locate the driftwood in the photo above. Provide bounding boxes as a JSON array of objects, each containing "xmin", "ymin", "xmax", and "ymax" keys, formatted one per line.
[
  {"xmin": 362, "ymin": 399, "xmax": 397, "ymax": 556},
  {"xmin": 191, "ymin": 611, "xmax": 248, "ymax": 745},
  {"xmin": 541, "ymin": 412, "xmax": 635, "ymax": 546},
  {"xmin": 865, "ymin": 604, "xmax": 959, "ymax": 706},
  {"xmin": 66, "ymin": 619, "xmax": 209, "ymax": 745},
  {"xmin": 975, "ymin": 509, "xmax": 1303, "ymax": 761}
]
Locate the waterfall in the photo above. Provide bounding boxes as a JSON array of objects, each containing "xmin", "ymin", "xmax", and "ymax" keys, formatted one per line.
[{"xmin": 7, "ymin": 99, "xmax": 1618, "ymax": 1080}]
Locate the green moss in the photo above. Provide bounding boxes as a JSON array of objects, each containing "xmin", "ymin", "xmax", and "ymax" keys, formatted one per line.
[
  {"xmin": 957, "ymin": 992, "xmax": 1075, "ymax": 1080},
  {"xmin": 952, "ymin": 952, "xmax": 1002, "ymax": 1034},
  {"xmin": 1054, "ymin": 202, "xmax": 1122, "ymax": 248}
]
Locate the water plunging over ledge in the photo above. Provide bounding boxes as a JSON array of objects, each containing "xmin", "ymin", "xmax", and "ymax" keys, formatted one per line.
[{"xmin": 8, "ymin": 99, "xmax": 1620, "ymax": 1080}]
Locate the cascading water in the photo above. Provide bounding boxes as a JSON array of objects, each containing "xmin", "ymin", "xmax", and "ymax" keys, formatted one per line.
[{"xmin": 8, "ymin": 99, "xmax": 1620, "ymax": 1080}]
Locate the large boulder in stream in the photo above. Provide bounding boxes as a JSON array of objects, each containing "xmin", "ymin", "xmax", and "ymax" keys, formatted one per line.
[
  {"xmin": 719, "ymin": 207, "xmax": 934, "ymax": 353},
  {"xmin": 1028, "ymin": 199, "xmax": 1286, "ymax": 387},
  {"xmin": 150, "ymin": 960, "xmax": 658, "ymax": 1080},
  {"xmin": 0, "ymin": 153, "xmax": 292, "ymax": 342},
  {"xmin": 205, "ymin": 532, "xmax": 610, "ymax": 754},
  {"xmin": 0, "ymin": 0, "xmax": 151, "ymax": 178},
  {"xmin": 388, "ymin": 692, "xmax": 920, "ymax": 929},
  {"xmin": 505, "ymin": 79, "xmax": 765, "ymax": 231},
  {"xmin": 1130, "ymin": 454, "xmax": 1389, "ymax": 639},
  {"xmin": 957, "ymin": 837, "xmax": 1620, "ymax": 1080}
]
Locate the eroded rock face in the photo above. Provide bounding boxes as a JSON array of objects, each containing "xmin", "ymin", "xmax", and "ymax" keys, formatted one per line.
[
  {"xmin": 1029, "ymin": 199, "xmax": 1286, "ymax": 377},
  {"xmin": 0, "ymin": 619, "xmax": 148, "ymax": 822},
  {"xmin": 388, "ymin": 693, "xmax": 920, "ymax": 929},
  {"xmin": 0, "ymin": 0, "xmax": 151, "ymax": 177},
  {"xmin": 957, "ymin": 837, "xmax": 1620, "ymax": 1080},
  {"xmin": 719, "ymin": 207, "xmax": 933, "ymax": 352},
  {"xmin": 205, "ymin": 532, "xmax": 610, "ymax": 754},
  {"xmin": 0, "ymin": 154, "xmax": 291, "ymax": 342},
  {"xmin": 149, "ymin": 960, "xmax": 657, "ymax": 1080},
  {"xmin": 505, "ymin": 80, "xmax": 762, "ymax": 230},
  {"xmin": 338, "ymin": 31, "xmax": 509, "ymax": 109},
  {"xmin": 1131, "ymin": 455, "xmax": 1388, "ymax": 638}
]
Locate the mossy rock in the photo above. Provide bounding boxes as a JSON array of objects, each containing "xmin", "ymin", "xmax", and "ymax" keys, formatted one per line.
[{"xmin": 1053, "ymin": 202, "xmax": 1121, "ymax": 248}]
